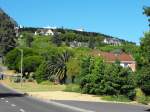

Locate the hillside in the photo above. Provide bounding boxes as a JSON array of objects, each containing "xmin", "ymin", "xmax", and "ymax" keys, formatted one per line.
[
  {"xmin": 0, "ymin": 8, "xmax": 18, "ymax": 54},
  {"xmin": 19, "ymin": 27, "xmax": 135, "ymax": 45}
]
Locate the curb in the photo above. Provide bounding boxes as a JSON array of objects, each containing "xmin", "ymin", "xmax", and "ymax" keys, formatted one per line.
[
  {"xmin": 0, "ymin": 82, "xmax": 27, "ymax": 95},
  {"xmin": 1, "ymin": 82, "xmax": 150, "ymax": 109}
]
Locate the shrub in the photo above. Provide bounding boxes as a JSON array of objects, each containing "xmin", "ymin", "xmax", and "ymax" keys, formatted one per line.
[
  {"xmin": 79, "ymin": 57, "xmax": 136, "ymax": 99},
  {"xmin": 16, "ymin": 55, "xmax": 43, "ymax": 75},
  {"xmin": 135, "ymin": 88, "xmax": 148, "ymax": 104},
  {"xmin": 137, "ymin": 67, "xmax": 150, "ymax": 95},
  {"xmin": 35, "ymin": 61, "xmax": 49, "ymax": 83}
]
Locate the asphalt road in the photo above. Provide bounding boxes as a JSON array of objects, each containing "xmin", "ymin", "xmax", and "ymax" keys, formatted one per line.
[
  {"xmin": 0, "ymin": 83, "xmax": 85, "ymax": 112},
  {"xmin": 53, "ymin": 100, "xmax": 150, "ymax": 112},
  {"xmin": 0, "ymin": 83, "xmax": 150, "ymax": 112}
]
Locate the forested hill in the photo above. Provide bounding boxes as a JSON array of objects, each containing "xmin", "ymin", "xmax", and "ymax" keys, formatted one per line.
[
  {"xmin": 0, "ymin": 8, "xmax": 18, "ymax": 54},
  {"xmin": 19, "ymin": 27, "xmax": 135, "ymax": 45}
]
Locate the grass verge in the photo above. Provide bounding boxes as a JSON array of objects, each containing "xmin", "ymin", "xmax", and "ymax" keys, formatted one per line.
[
  {"xmin": 64, "ymin": 84, "xmax": 81, "ymax": 93},
  {"xmin": 102, "ymin": 95, "xmax": 131, "ymax": 102},
  {"xmin": 1, "ymin": 79, "xmax": 66, "ymax": 92}
]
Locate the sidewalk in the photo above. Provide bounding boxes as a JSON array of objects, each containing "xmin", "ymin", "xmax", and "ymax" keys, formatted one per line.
[{"xmin": 28, "ymin": 91, "xmax": 102, "ymax": 102}]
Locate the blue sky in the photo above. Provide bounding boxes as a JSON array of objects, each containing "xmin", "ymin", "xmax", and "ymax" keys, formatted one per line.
[{"xmin": 0, "ymin": 0, "xmax": 150, "ymax": 44}]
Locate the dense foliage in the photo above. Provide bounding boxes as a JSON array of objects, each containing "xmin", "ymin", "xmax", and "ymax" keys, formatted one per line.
[
  {"xmin": 79, "ymin": 56, "xmax": 136, "ymax": 99},
  {"xmin": 136, "ymin": 32, "xmax": 150, "ymax": 95},
  {"xmin": 3, "ymin": 6, "xmax": 150, "ymax": 102}
]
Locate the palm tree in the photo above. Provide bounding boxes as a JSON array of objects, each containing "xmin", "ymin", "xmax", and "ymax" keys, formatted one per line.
[{"xmin": 47, "ymin": 51, "xmax": 72, "ymax": 84}]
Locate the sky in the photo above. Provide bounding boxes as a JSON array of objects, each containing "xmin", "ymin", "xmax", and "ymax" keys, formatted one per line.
[{"xmin": 0, "ymin": 0, "xmax": 150, "ymax": 44}]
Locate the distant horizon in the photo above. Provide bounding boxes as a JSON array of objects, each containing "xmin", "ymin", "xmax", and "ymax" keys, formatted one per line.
[{"xmin": 0, "ymin": 0, "xmax": 150, "ymax": 44}]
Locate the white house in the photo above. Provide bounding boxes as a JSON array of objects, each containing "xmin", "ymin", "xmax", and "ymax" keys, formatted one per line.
[
  {"xmin": 34, "ymin": 29, "xmax": 54, "ymax": 36},
  {"xmin": 103, "ymin": 38, "xmax": 122, "ymax": 46},
  {"xmin": 69, "ymin": 41, "xmax": 88, "ymax": 48}
]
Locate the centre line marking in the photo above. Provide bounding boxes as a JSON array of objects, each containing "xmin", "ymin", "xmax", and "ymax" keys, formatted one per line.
[
  {"xmin": 5, "ymin": 100, "xmax": 9, "ymax": 103},
  {"xmin": 19, "ymin": 109, "xmax": 26, "ymax": 112},
  {"xmin": 11, "ymin": 104, "xmax": 16, "ymax": 107}
]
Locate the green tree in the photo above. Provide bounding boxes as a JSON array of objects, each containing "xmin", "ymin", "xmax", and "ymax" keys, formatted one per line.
[
  {"xmin": 51, "ymin": 33, "xmax": 62, "ymax": 46},
  {"xmin": 80, "ymin": 57, "xmax": 135, "ymax": 99},
  {"xmin": 143, "ymin": 6, "xmax": 150, "ymax": 26},
  {"xmin": 137, "ymin": 32, "xmax": 150, "ymax": 95},
  {"xmin": 5, "ymin": 48, "xmax": 20, "ymax": 70},
  {"xmin": 35, "ymin": 61, "xmax": 49, "ymax": 83},
  {"xmin": 20, "ymin": 32, "xmax": 33, "ymax": 47},
  {"xmin": 137, "ymin": 66, "xmax": 150, "ymax": 95},
  {"xmin": 47, "ymin": 51, "xmax": 72, "ymax": 84},
  {"xmin": 140, "ymin": 32, "xmax": 150, "ymax": 65},
  {"xmin": 67, "ymin": 58, "xmax": 80, "ymax": 83},
  {"xmin": 5, "ymin": 47, "xmax": 37, "ymax": 71},
  {"xmin": 18, "ymin": 55, "xmax": 43, "ymax": 75}
]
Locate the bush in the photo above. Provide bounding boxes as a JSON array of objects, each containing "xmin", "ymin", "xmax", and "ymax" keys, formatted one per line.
[
  {"xmin": 35, "ymin": 61, "xmax": 48, "ymax": 83},
  {"xmin": 137, "ymin": 67, "xmax": 150, "ymax": 95},
  {"xmin": 135, "ymin": 88, "xmax": 148, "ymax": 104},
  {"xmin": 5, "ymin": 47, "xmax": 37, "ymax": 72},
  {"xmin": 79, "ymin": 57, "xmax": 136, "ymax": 99},
  {"xmin": 20, "ymin": 55, "xmax": 43, "ymax": 74}
]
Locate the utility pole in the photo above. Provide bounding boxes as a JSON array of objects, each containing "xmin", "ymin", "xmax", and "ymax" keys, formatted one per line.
[
  {"xmin": 20, "ymin": 49, "xmax": 23, "ymax": 87},
  {"xmin": 0, "ymin": 44, "xmax": 23, "ymax": 87}
]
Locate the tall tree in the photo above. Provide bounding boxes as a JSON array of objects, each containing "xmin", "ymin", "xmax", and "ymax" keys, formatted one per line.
[
  {"xmin": 47, "ymin": 51, "xmax": 72, "ymax": 84},
  {"xmin": 136, "ymin": 7, "xmax": 150, "ymax": 95},
  {"xmin": 51, "ymin": 32, "xmax": 62, "ymax": 46},
  {"xmin": 143, "ymin": 6, "xmax": 150, "ymax": 27}
]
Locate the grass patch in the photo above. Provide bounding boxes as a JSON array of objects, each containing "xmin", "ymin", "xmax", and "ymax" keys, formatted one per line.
[
  {"xmin": 146, "ymin": 96, "xmax": 150, "ymax": 104},
  {"xmin": 2, "ymin": 79, "xmax": 66, "ymax": 92},
  {"xmin": 102, "ymin": 95, "xmax": 131, "ymax": 102},
  {"xmin": 135, "ymin": 88, "xmax": 148, "ymax": 104},
  {"xmin": 64, "ymin": 84, "xmax": 81, "ymax": 93}
]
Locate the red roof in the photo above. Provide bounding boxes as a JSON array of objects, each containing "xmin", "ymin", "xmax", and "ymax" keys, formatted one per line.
[{"xmin": 92, "ymin": 50, "xmax": 134, "ymax": 62}]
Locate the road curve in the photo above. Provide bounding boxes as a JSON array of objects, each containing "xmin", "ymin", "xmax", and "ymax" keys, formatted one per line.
[
  {"xmin": 53, "ymin": 100, "xmax": 150, "ymax": 112},
  {"xmin": 0, "ymin": 83, "xmax": 150, "ymax": 112},
  {"xmin": 0, "ymin": 83, "xmax": 86, "ymax": 112}
]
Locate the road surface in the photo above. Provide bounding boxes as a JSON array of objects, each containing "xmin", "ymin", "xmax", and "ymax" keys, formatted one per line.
[
  {"xmin": 0, "ymin": 83, "xmax": 150, "ymax": 112},
  {"xmin": 0, "ymin": 83, "xmax": 86, "ymax": 112}
]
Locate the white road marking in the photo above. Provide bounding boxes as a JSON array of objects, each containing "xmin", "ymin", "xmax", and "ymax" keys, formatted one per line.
[
  {"xmin": 49, "ymin": 100, "xmax": 95, "ymax": 112},
  {"xmin": 19, "ymin": 109, "xmax": 26, "ymax": 112},
  {"xmin": 1, "ymin": 98, "xmax": 4, "ymax": 100},
  {"xmin": 5, "ymin": 100, "xmax": 8, "ymax": 103},
  {"xmin": 11, "ymin": 104, "xmax": 16, "ymax": 107}
]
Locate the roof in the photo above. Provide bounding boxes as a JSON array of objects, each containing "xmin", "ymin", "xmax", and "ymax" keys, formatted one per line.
[{"xmin": 92, "ymin": 50, "xmax": 135, "ymax": 63}]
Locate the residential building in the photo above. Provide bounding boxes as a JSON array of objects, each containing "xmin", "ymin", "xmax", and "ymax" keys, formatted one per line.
[
  {"xmin": 34, "ymin": 29, "xmax": 54, "ymax": 36},
  {"xmin": 103, "ymin": 38, "xmax": 122, "ymax": 46},
  {"xmin": 92, "ymin": 50, "xmax": 136, "ymax": 72},
  {"xmin": 69, "ymin": 41, "xmax": 88, "ymax": 48}
]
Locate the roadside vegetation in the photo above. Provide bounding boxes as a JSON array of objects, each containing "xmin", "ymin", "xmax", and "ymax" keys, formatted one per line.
[{"xmin": 0, "ymin": 7, "xmax": 150, "ymax": 104}]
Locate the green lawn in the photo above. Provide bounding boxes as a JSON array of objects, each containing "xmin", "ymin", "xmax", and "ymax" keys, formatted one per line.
[
  {"xmin": 2, "ymin": 79, "xmax": 66, "ymax": 92},
  {"xmin": 101, "ymin": 95, "xmax": 131, "ymax": 102}
]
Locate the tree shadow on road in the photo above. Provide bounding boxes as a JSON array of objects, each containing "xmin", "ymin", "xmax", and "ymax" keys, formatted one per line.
[
  {"xmin": 145, "ymin": 109, "xmax": 150, "ymax": 111},
  {"xmin": 0, "ymin": 93, "xmax": 27, "ymax": 98}
]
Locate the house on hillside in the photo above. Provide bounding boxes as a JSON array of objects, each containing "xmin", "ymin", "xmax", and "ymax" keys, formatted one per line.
[
  {"xmin": 103, "ymin": 38, "xmax": 121, "ymax": 46},
  {"xmin": 69, "ymin": 41, "xmax": 88, "ymax": 48},
  {"xmin": 34, "ymin": 29, "xmax": 54, "ymax": 36},
  {"xmin": 92, "ymin": 50, "xmax": 136, "ymax": 72}
]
